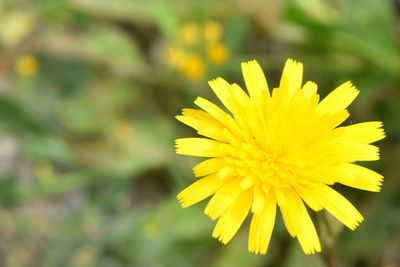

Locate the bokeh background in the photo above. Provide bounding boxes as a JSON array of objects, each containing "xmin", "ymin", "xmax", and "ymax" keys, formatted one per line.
[{"xmin": 0, "ymin": 0, "xmax": 399, "ymax": 266}]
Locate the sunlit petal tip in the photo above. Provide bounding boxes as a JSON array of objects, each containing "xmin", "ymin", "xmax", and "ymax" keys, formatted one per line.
[
  {"xmin": 285, "ymin": 58, "xmax": 295, "ymax": 65},
  {"xmin": 241, "ymin": 59, "xmax": 269, "ymax": 97},
  {"xmin": 174, "ymin": 139, "xmax": 189, "ymax": 155},
  {"xmin": 317, "ymin": 81, "xmax": 361, "ymax": 116},
  {"xmin": 193, "ymin": 97, "xmax": 202, "ymax": 104},
  {"xmin": 204, "ymin": 203, "xmax": 220, "ymax": 221},
  {"xmin": 351, "ymin": 215, "xmax": 364, "ymax": 230},
  {"xmin": 177, "ymin": 192, "xmax": 190, "ymax": 208},
  {"xmin": 347, "ymin": 215, "xmax": 364, "ymax": 230},
  {"xmin": 208, "ymin": 80, "xmax": 227, "ymax": 106},
  {"xmin": 207, "ymin": 77, "xmax": 218, "ymax": 85},
  {"xmin": 181, "ymin": 108, "xmax": 193, "ymax": 116},
  {"xmin": 205, "ymin": 210, "xmax": 217, "ymax": 221},
  {"xmin": 241, "ymin": 59, "xmax": 258, "ymax": 66},
  {"xmin": 175, "ymin": 115, "xmax": 183, "ymax": 121},
  {"xmin": 208, "ymin": 77, "xmax": 230, "ymax": 93},
  {"xmin": 285, "ymin": 58, "xmax": 303, "ymax": 68}
]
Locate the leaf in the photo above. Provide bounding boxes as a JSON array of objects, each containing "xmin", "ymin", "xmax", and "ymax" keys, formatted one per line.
[
  {"xmin": 0, "ymin": 96, "xmax": 46, "ymax": 135},
  {"xmin": 22, "ymin": 135, "xmax": 73, "ymax": 163},
  {"xmin": 69, "ymin": 0, "xmax": 179, "ymax": 36},
  {"xmin": 36, "ymin": 25, "xmax": 146, "ymax": 76}
]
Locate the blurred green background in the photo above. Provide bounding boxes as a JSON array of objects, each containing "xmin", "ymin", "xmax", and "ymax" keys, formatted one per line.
[{"xmin": 0, "ymin": 0, "xmax": 399, "ymax": 266}]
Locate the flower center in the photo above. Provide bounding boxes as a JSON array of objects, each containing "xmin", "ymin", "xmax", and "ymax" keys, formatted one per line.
[
  {"xmin": 229, "ymin": 145, "xmax": 302, "ymax": 191},
  {"xmin": 260, "ymin": 154, "xmax": 294, "ymax": 188}
]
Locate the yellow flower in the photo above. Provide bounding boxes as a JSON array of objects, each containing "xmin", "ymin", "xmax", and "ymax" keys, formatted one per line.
[
  {"xmin": 15, "ymin": 54, "xmax": 38, "ymax": 77},
  {"xmin": 179, "ymin": 22, "xmax": 199, "ymax": 45},
  {"xmin": 203, "ymin": 20, "xmax": 223, "ymax": 43},
  {"xmin": 175, "ymin": 59, "xmax": 385, "ymax": 255},
  {"xmin": 207, "ymin": 43, "xmax": 229, "ymax": 65},
  {"xmin": 166, "ymin": 45, "xmax": 188, "ymax": 70},
  {"xmin": 182, "ymin": 55, "xmax": 205, "ymax": 81}
]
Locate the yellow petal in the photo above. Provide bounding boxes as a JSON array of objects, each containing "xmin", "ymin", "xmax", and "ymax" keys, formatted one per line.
[
  {"xmin": 205, "ymin": 178, "xmax": 243, "ymax": 220},
  {"xmin": 276, "ymin": 191, "xmax": 296, "ymax": 237},
  {"xmin": 217, "ymin": 166, "xmax": 237, "ymax": 179},
  {"xmin": 319, "ymin": 110, "xmax": 350, "ymax": 130},
  {"xmin": 230, "ymin": 83, "xmax": 250, "ymax": 104},
  {"xmin": 251, "ymin": 185, "xmax": 265, "ymax": 214},
  {"xmin": 181, "ymin": 108, "xmax": 218, "ymax": 124},
  {"xmin": 302, "ymin": 81, "xmax": 318, "ymax": 99},
  {"xmin": 296, "ymin": 187, "xmax": 323, "ymax": 211},
  {"xmin": 208, "ymin": 77, "xmax": 232, "ymax": 111},
  {"xmin": 194, "ymin": 97, "xmax": 230, "ymax": 123},
  {"xmin": 316, "ymin": 81, "xmax": 359, "ymax": 115},
  {"xmin": 313, "ymin": 184, "xmax": 364, "ymax": 230},
  {"xmin": 280, "ymin": 58, "xmax": 303, "ymax": 96},
  {"xmin": 336, "ymin": 121, "xmax": 385, "ymax": 144},
  {"xmin": 239, "ymin": 175, "xmax": 254, "ymax": 189},
  {"xmin": 177, "ymin": 174, "xmax": 224, "ymax": 207},
  {"xmin": 241, "ymin": 60, "xmax": 269, "ymax": 98},
  {"xmin": 194, "ymin": 97, "xmax": 242, "ymax": 138},
  {"xmin": 193, "ymin": 158, "xmax": 226, "ymax": 177},
  {"xmin": 225, "ymin": 84, "xmax": 255, "ymax": 141},
  {"xmin": 248, "ymin": 195, "xmax": 276, "ymax": 254},
  {"xmin": 212, "ymin": 189, "xmax": 252, "ymax": 244},
  {"xmin": 226, "ymin": 83, "xmax": 251, "ymax": 121},
  {"xmin": 176, "ymin": 114, "xmax": 226, "ymax": 141},
  {"xmin": 278, "ymin": 189, "xmax": 321, "ymax": 254},
  {"xmin": 175, "ymin": 138, "xmax": 228, "ymax": 157},
  {"xmin": 292, "ymin": 194, "xmax": 321, "ymax": 254},
  {"xmin": 334, "ymin": 143, "xmax": 380, "ymax": 162},
  {"xmin": 333, "ymin": 163, "xmax": 383, "ymax": 192}
]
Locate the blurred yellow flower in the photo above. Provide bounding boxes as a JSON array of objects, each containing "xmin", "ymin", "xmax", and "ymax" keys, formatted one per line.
[
  {"xmin": 114, "ymin": 120, "xmax": 134, "ymax": 141},
  {"xmin": 15, "ymin": 54, "xmax": 38, "ymax": 77},
  {"xmin": 166, "ymin": 20, "xmax": 230, "ymax": 81},
  {"xmin": 207, "ymin": 43, "xmax": 230, "ymax": 65},
  {"xmin": 166, "ymin": 45, "xmax": 187, "ymax": 70},
  {"xmin": 175, "ymin": 59, "xmax": 385, "ymax": 255},
  {"xmin": 179, "ymin": 22, "xmax": 199, "ymax": 45},
  {"xmin": 203, "ymin": 20, "xmax": 223, "ymax": 43},
  {"xmin": 182, "ymin": 55, "xmax": 205, "ymax": 81},
  {"xmin": 0, "ymin": 11, "xmax": 35, "ymax": 47}
]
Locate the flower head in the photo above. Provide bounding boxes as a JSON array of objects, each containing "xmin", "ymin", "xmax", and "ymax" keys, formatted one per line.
[
  {"xmin": 16, "ymin": 54, "xmax": 38, "ymax": 77},
  {"xmin": 179, "ymin": 22, "xmax": 200, "ymax": 45},
  {"xmin": 165, "ymin": 20, "xmax": 230, "ymax": 81},
  {"xmin": 182, "ymin": 54, "xmax": 206, "ymax": 81},
  {"xmin": 203, "ymin": 20, "xmax": 223, "ymax": 43},
  {"xmin": 206, "ymin": 43, "xmax": 230, "ymax": 66},
  {"xmin": 175, "ymin": 59, "xmax": 385, "ymax": 255}
]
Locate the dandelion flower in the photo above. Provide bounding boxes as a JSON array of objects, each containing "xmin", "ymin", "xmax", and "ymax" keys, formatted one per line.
[
  {"xmin": 207, "ymin": 43, "xmax": 230, "ymax": 66},
  {"xmin": 203, "ymin": 20, "xmax": 223, "ymax": 43},
  {"xmin": 179, "ymin": 22, "xmax": 199, "ymax": 45},
  {"xmin": 182, "ymin": 55, "xmax": 206, "ymax": 81},
  {"xmin": 166, "ymin": 45, "xmax": 188, "ymax": 70},
  {"xmin": 16, "ymin": 54, "xmax": 38, "ymax": 77},
  {"xmin": 175, "ymin": 59, "xmax": 385, "ymax": 255}
]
